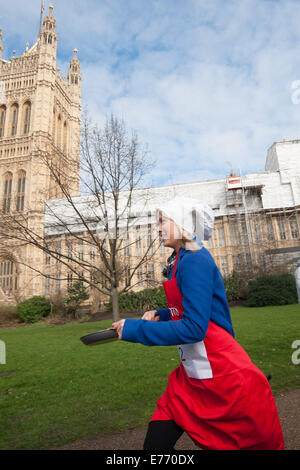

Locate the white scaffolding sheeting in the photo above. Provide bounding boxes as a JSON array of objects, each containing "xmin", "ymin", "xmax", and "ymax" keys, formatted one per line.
[{"xmin": 45, "ymin": 140, "xmax": 300, "ymax": 236}]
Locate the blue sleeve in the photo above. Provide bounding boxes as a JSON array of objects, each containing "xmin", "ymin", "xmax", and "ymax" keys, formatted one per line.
[
  {"xmin": 122, "ymin": 252, "xmax": 214, "ymax": 346},
  {"xmin": 156, "ymin": 308, "xmax": 171, "ymax": 321}
]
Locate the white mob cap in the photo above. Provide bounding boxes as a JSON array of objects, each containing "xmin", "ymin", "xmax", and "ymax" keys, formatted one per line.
[{"xmin": 157, "ymin": 196, "xmax": 214, "ymax": 241}]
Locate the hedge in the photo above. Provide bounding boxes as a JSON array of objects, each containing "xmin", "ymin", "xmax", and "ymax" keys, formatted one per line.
[
  {"xmin": 17, "ymin": 296, "xmax": 52, "ymax": 323},
  {"xmin": 223, "ymin": 270, "xmax": 247, "ymax": 302},
  {"xmin": 245, "ymin": 273, "xmax": 298, "ymax": 307},
  {"xmin": 107, "ymin": 287, "xmax": 168, "ymax": 314}
]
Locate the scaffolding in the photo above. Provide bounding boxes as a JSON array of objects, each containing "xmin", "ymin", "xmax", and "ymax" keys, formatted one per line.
[
  {"xmin": 226, "ymin": 172, "xmax": 255, "ymax": 266},
  {"xmin": 225, "ymin": 170, "xmax": 300, "ymax": 275}
]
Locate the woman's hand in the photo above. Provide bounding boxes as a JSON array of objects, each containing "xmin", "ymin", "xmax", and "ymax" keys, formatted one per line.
[
  {"xmin": 112, "ymin": 319, "xmax": 125, "ymax": 340},
  {"xmin": 142, "ymin": 310, "xmax": 159, "ymax": 321}
]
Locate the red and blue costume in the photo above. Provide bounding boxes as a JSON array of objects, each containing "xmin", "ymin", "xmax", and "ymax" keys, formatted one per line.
[{"xmin": 122, "ymin": 247, "xmax": 284, "ymax": 450}]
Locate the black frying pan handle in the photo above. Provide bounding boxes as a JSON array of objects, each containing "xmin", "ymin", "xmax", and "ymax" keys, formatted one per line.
[{"xmin": 80, "ymin": 328, "xmax": 118, "ymax": 346}]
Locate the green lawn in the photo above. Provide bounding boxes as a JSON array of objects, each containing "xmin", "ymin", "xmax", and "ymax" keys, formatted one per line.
[{"xmin": 0, "ymin": 304, "xmax": 299, "ymax": 450}]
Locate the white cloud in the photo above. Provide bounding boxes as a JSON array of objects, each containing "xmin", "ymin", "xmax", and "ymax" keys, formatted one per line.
[{"xmin": 2, "ymin": 0, "xmax": 300, "ymax": 186}]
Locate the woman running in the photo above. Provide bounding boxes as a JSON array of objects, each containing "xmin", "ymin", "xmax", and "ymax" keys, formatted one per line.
[{"xmin": 113, "ymin": 196, "xmax": 284, "ymax": 451}]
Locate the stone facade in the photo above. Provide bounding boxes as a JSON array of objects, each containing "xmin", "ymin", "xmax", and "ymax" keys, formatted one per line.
[{"xmin": 0, "ymin": 6, "xmax": 81, "ymax": 304}]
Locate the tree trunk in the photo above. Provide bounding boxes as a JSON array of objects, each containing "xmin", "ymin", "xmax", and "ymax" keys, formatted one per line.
[{"xmin": 111, "ymin": 287, "xmax": 120, "ymax": 321}]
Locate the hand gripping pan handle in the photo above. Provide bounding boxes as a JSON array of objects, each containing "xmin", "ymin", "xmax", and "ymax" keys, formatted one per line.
[{"xmin": 80, "ymin": 328, "xmax": 118, "ymax": 346}]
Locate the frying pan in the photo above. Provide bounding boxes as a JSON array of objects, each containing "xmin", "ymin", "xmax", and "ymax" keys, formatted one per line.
[{"xmin": 80, "ymin": 328, "xmax": 118, "ymax": 346}]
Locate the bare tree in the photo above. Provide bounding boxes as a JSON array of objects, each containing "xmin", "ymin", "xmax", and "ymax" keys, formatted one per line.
[{"xmin": 0, "ymin": 113, "xmax": 159, "ymax": 321}]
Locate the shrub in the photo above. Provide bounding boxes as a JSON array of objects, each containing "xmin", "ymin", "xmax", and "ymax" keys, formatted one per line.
[
  {"xmin": 49, "ymin": 294, "xmax": 67, "ymax": 317},
  {"xmin": 17, "ymin": 296, "xmax": 52, "ymax": 323},
  {"xmin": 108, "ymin": 287, "xmax": 168, "ymax": 313},
  {"xmin": 223, "ymin": 271, "xmax": 247, "ymax": 302},
  {"xmin": 0, "ymin": 305, "xmax": 19, "ymax": 325},
  {"xmin": 63, "ymin": 281, "xmax": 90, "ymax": 318},
  {"xmin": 245, "ymin": 273, "xmax": 298, "ymax": 307}
]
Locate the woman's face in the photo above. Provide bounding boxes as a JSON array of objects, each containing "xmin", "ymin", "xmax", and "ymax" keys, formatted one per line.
[{"xmin": 158, "ymin": 213, "xmax": 182, "ymax": 251}]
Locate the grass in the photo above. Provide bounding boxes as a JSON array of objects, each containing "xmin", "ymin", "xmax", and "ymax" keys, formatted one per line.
[{"xmin": 0, "ymin": 304, "xmax": 299, "ymax": 450}]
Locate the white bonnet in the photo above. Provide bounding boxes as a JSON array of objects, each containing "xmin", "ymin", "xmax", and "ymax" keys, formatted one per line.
[{"xmin": 157, "ymin": 196, "xmax": 214, "ymax": 241}]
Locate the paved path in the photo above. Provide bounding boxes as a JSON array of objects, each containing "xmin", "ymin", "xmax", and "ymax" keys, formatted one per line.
[{"xmin": 55, "ymin": 389, "xmax": 300, "ymax": 450}]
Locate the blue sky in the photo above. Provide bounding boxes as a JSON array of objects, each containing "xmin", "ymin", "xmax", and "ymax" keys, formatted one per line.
[{"xmin": 1, "ymin": 0, "xmax": 300, "ymax": 187}]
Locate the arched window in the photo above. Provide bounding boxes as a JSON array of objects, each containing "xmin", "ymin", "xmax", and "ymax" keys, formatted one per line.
[
  {"xmin": 63, "ymin": 121, "xmax": 68, "ymax": 153},
  {"xmin": 57, "ymin": 114, "xmax": 62, "ymax": 148},
  {"xmin": 10, "ymin": 103, "xmax": 19, "ymax": 137},
  {"xmin": 52, "ymin": 107, "xmax": 56, "ymax": 143},
  {"xmin": 23, "ymin": 101, "xmax": 31, "ymax": 135},
  {"xmin": 48, "ymin": 35, "xmax": 52, "ymax": 44},
  {"xmin": 16, "ymin": 171, "xmax": 26, "ymax": 212},
  {"xmin": 0, "ymin": 105, "xmax": 6, "ymax": 138},
  {"xmin": 3, "ymin": 172, "xmax": 13, "ymax": 214},
  {"xmin": 0, "ymin": 259, "xmax": 18, "ymax": 294}
]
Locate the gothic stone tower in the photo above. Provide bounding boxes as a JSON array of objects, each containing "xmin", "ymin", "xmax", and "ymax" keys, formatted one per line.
[{"xmin": 0, "ymin": 5, "xmax": 81, "ymax": 304}]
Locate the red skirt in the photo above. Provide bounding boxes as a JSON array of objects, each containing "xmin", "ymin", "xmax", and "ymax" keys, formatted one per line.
[{"xmin": 151, "ymin": 322, "xmax": 284, "ymax": 450}]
